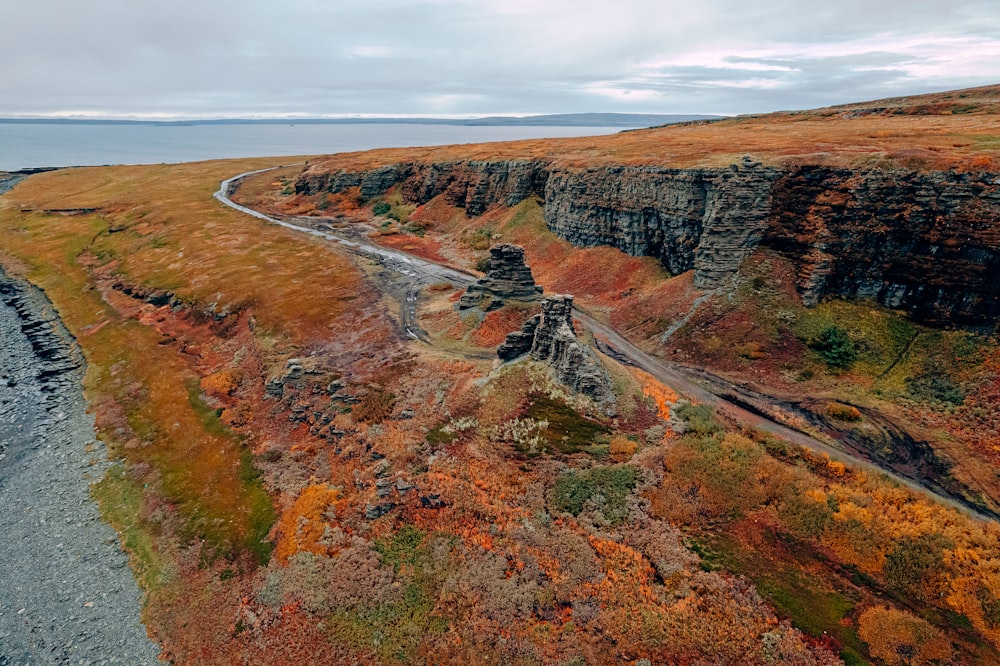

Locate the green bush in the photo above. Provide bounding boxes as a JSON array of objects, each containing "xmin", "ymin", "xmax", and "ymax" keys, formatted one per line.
[
  {"xmin": 551, "ymin": 465, "xmax": 638, "ymax": 525},
  {"xmin": 372, "ymin": 201, "xmax": 391, "ymax": 216},
  {"xmin": 524, "ymin": 394, "xmax": 610, "ymax": 454},
  {"xmin": 907, "ymin": 357, "xmax": 965, "ymax": 405},
  {"xmin": 674, "ymin": 402, "xmax": 723, "ymax": 436},
  {"xmin": 883, "ymin": 533, "xmax": 952, "ymax": 601},
  {"xmin": 810, "ymin": 326, "xmax": 857, "ymax": 369}
]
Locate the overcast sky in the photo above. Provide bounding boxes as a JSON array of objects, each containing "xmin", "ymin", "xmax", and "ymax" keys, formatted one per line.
[{"xmin": 4, "ymin": 0, "xmax": 1000, "ymax": 118}]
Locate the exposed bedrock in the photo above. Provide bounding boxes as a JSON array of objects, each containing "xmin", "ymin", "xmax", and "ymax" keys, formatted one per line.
[
  {"xmin": 498, "ymin": 295, "xmax": 615, "ymax": 408},
  {"xmin": 296, "ymin": 158, "xmax": 1000, "ymax": 326},
  {"xmin": 296, "ymin": 159, "xmax": 549, "ymax": 217},
  {"xmin": 542, "ymin": 156, "xmax": 780, "ymax": 289},
  {"xmin": 458, "ymin": 243, "xmax": 543, "ymax": 311},
  {"xmin": 763, "ymin": 166, "xmax": 1000, "ymax": 326}
]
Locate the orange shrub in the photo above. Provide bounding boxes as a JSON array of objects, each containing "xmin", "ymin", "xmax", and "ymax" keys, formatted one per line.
[
  {"xmin": 200, "ymin": 368, "xmax": 242, "ymax": 397},
  {"xmin": 825, "ymin": 402, "xmax": 862, "ymax": 421},
  {"xmin": 274, "ymin": 484, "xmax": 341, "ymax": 562},
  {"xmin": 858, "ymin": 606, "xmax": 952, "ymax": 665},
  {"xmin": 610, "ymin": 436, "xmax": 638, "ymax": 457}
]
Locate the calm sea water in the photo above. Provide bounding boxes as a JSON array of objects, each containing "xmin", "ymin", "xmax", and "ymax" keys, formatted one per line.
[{"xmin": 0, "ymin": 123, "xmax": 627, "ymax": 171}]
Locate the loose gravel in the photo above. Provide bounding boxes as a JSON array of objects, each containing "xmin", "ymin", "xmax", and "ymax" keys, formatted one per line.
[{"xmin": 0, "ymin": 267, "xmax": 162, "ymax": 665}]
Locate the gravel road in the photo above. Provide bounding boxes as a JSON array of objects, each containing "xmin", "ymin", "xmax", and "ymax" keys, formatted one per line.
[
  {"xmin": 218, "ymin": 168, "xmax": 996, "ymax": 523},
  {"xmin": 0, "ymin": 260, "xmax": 161, "ymax": 664}
]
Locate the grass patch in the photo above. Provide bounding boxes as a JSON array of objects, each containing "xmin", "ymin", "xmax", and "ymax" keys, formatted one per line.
[
  {"xmin": 374, "ymin": 525, "xmax": 426, "ymax": 573},
  {"xmin": 674, "ymin": 402, "xmax": 724, "ymax": 436},
  {"xmin": 332, "ymin": 525, "xmax": 450, "ymax": 662},
  {"xmin": 524, "ymin": 394, "xmax": 610, "ymax": 454},
  {"xmin": 92, "ymin": 464, "xmax": 174, "ymax": 591},
  {"xmin": 696, "ymin": 532, "xmax": 868, "ymax": 664}
]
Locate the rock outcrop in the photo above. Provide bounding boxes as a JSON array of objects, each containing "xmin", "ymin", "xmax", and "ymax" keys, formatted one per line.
[
  {"xmin": 296, "ymin": 158, "xmax": 1000, "ymax": 327},
  {"xmin": 763, "ymin": 166, "xmax": 1000, "ymax": 325},
  {"xmin": 498, "ymin": 295, "xmax": 615, "ymax": 407},
  {"xmin": 296, "ymin": 160, "xmax": 549, "ymax": 217},
  {"xmin": 458, "ymin": 243, "xmax": 543, "ymax": 311}
]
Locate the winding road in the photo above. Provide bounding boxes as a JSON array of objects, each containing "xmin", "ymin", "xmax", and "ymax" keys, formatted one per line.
[{"xmin": 216, "ymin": 169, "xmax": 996, "ymax": 523}]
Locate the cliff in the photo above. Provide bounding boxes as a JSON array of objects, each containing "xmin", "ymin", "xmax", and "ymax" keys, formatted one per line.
[{"xmin": 295, "ymin": 158, "xmax": 1000, "ymax": 326}]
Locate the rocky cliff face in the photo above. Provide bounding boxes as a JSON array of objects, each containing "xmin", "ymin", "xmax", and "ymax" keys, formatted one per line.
[
  {"xmin": 498, "ymin": 295, "xmax": 615, "ymax": 408},
  {"xmin": 764, "ymin": 166, "xmax": 1000, "ymax": 326},
  {"xmin": 296, "ymin": 160, "xmax": 548, "ymax": 217},
  {"xmin": 543, "ymin": 157, "xmax": 780, "ymax": 289},
  {"xmin": 296, "ymin": 159, "xmax": 1000, "ymax": 327}
]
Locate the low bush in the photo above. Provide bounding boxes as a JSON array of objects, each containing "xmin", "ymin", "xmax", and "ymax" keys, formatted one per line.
[
  {"xmin": 809, "ymin": 326, "xmax": 857, "ymax": 369},
  {"xmin": 551, "ymin": 465, "xmax": 638, "ymax": 525}
]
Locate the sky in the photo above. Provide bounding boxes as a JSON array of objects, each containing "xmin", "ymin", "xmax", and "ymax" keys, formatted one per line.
[{"xmin": 4, "ymin": 0, "xmax": 1000, "ymax": 119}]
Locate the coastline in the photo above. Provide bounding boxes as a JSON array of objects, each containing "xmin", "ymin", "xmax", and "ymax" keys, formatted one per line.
[{"xmin": 0, "ymin": 186, "xmax": 161, "ymax": 663}]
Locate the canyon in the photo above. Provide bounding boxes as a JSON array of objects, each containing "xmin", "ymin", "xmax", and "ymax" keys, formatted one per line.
[{"xmin": 296, "ymin": 157, "xmax": 1000, "ymax": 327}]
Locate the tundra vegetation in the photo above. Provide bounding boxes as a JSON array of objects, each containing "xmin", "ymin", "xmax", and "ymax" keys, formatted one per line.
[{"xmin": 3, "ymin": 86, "xmax": 1000, "ymax": 663}]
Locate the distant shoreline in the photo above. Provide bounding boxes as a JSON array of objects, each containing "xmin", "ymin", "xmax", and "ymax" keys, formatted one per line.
[{"xmin": 0, "ymin": 112, "xmax": 721, "ymax": 128}]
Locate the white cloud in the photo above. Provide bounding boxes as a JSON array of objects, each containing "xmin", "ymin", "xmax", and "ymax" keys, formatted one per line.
[
  {"xmin": 3, "ymin": 1, "xmax": 1000, "ymax": 116},
  {"xmin": 349, "ymin": 46, "xmax": 395, "ymax": 58}
]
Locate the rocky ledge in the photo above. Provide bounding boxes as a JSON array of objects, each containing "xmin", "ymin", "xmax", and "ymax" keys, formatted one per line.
[
  {"xmin": 298, "ymin": 157, "xmax": 1000, "ymax": 327},
  {"xmin": 498, "ymin": 295, "xmax": 615, "ymax": 408},
  {"xmin": 457, "ymin": 243, "xmax": 543, "ymax": 311}
]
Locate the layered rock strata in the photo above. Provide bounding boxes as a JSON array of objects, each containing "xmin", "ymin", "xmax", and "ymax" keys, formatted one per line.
[
  {"xmin": 458, "ymin": 243, "xmax": 543, "ymax": 311},
  {"xmin": 296, "ymin": 158, "xmax": 1000, "ymax": 326},
  {"xmin": 296, "ymin": 160, "xmax": 549, "ymax": 217},
  {"xmin": 498, "ymin": 295, "xmax": 615, "ymax": 407}
]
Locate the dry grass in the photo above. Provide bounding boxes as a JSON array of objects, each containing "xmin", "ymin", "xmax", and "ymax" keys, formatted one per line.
[{"xmin": 295, "ymin": 85, "xmax": 1000, "ymax": 174}]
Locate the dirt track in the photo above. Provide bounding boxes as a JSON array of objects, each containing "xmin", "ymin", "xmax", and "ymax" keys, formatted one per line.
[{"xmin": 217, "ymin": 170, "xmax": 997, "ymax": 523}]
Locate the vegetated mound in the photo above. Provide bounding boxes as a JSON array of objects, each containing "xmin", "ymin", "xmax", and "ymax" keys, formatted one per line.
[{"xmin": 812, "ymin": 83, "xmax": 1000, "ymax": 118}]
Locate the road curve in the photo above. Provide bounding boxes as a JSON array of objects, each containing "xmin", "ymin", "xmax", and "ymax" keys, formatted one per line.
[{"xmin": 215, "ymin": 169, "xmax": 995, "ymax": 522}]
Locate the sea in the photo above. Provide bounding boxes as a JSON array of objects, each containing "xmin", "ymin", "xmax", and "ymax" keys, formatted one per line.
[{"xmin": 0, "ymin": 122, "xmax": 628, "ymax": 172}]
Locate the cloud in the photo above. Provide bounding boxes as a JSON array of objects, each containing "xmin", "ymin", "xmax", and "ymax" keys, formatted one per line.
[{"xmin": 3, "ymin": 1, "xmax": 999, "ymax": 117}]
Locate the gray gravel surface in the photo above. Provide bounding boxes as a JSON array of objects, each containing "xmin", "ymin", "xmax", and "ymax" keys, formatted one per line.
[{"xmin": 0, "ymin": 267, "xmax": 162, "ymax": 665}]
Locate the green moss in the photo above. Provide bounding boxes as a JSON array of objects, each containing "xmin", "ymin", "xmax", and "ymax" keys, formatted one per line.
[
  {"xmin": 425, "ymin": 425, "xmax": 456, "ymax": 446},
  {"xmin": 524, "ymin": 394, "xmax": 610, "ymax": 454},
  {"xmin": 334, "ymin": 526, "xmax": 451, "ymax": 662},
  {"xmin": 374, "ymin": 525, "xmax": 427, "ymax": 573},
  {"xmin": 92, "ymin": 464, "xmax": 174, "ymax": 591},
  {"xmin": 551, "ymin": 465, "xmax": 638, "ymax": 525},
  {"xmin": 504, "ymin": 198, "xmax": 545, "ymax": 232},
  {"xmin": 466, "ymin": 225, "xmax": 495, "ymax": 251},
  {"xmin": 697, "ymin": 533, "xmax": 868, "ymax": 664},
  {"xmin": 674, "ymin": 403, "xmax": 723, "ymax": 436}
]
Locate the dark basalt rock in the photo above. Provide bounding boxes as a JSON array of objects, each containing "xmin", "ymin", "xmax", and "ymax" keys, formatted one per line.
[
  {"xmin": 497, "ymin": 314, "xmax": 539, "ymax": 361},
  {"xmin": 297, "ymin": 156, "xmax": 1000, "ymax": 327},
  {"xmin": 296, "ymin": 159, "xmax": 549, "ymax": 216},
  {"xmin": 458, "ymin": 244, "xmax": 543, "ymax": 311},
  {"xmin": 499, "ymin": 295, "xmax": 615, "ymax": 407}
]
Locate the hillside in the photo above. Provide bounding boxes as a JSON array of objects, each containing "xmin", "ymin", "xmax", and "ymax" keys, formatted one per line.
[{"xmin": 2, "ymin": 86, "xmax": 1000, "ymax": 663}]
